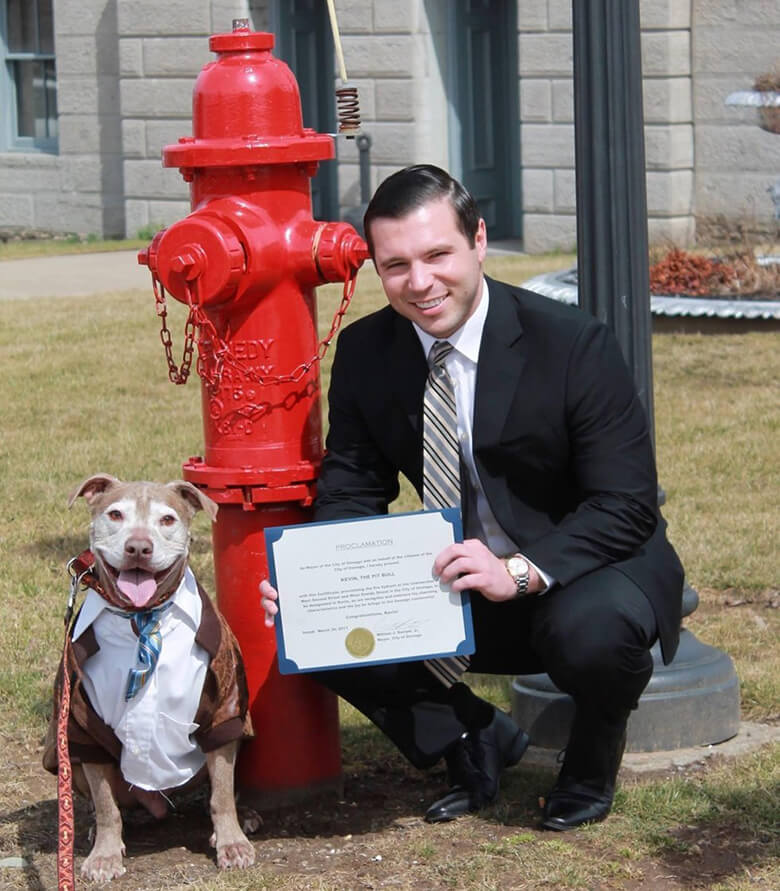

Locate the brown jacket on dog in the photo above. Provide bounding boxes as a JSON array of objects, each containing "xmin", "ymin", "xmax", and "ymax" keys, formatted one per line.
[{"xmin": 43, "ymin": 578, "xmax": 252, "ymax": 775}]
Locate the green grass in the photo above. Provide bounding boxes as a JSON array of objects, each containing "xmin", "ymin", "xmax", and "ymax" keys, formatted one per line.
[{"xmin": 0, "ymin": 236, "xmax": 149, "ymax": 260}]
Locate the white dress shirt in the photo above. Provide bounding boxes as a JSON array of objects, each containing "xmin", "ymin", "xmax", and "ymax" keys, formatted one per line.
[
  {"xmin": 413, "ymin": 279, "xmax": 553, "ymax": 589},
  {"xmin": 72, "ymin": 566, "xmax": 208, "ymax": 790}
]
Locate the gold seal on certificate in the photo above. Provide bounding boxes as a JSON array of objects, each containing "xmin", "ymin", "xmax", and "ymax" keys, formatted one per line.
[{"xmin": 345, "ymin": 627, "xmax": 375, "ymax": 658}]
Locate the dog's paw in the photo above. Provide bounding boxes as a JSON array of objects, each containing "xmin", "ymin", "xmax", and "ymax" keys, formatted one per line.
[
  {"xmin": 210, "ymin": 830, "xmax": 256, "ymax": 869},
  {"xmin": 81, "ymin": 849, "xmax": 126, "ymax": 883}
]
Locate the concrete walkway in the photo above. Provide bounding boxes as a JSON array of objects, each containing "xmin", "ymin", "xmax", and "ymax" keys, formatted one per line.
[{"xmin": 0, "ymin": 250, "xmax": 150, "ymax": 299}]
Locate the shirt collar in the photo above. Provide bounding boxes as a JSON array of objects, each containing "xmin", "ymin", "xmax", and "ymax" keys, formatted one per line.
[
  {"xmin": 72, "ymin": 565, "xmax": 201, "ymax": 640},
  {"xmin": 413, "ymin": 278, "xmax": 489, "ymax": 365}
]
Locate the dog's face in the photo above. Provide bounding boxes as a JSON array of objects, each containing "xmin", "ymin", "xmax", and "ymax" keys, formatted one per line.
[{"xmin": 70, "ymin": 473, "xmax": 217, "ymax": 609}]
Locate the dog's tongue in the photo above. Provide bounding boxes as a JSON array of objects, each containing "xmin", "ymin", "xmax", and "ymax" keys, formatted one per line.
[{"xmin": 117, "ymin": 569, "xmax": 158, "ymax": 608}]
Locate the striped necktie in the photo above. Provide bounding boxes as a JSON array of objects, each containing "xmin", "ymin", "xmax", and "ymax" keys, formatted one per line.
[
  {"xmin": 422, "ymin": 340, "xmax": 471, "ymax": 687},
  {"xmin": 124, "ymin": 605, "xmax": 170, "ymax": 700}
]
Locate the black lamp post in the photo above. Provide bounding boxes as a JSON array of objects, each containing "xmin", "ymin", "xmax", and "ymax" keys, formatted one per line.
[{"xmin": 511, "ymin": 0, "xmax": 740, "ymax": 753}]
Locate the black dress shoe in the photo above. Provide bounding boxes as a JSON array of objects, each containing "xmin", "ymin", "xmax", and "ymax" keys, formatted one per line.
[
  {"xmin": 541, "ymin": 722, "xmax": 627, "ymax": 832},
  {"xmin": 425, "ymin": 709, "xmax": 529, "ymax": 823}
]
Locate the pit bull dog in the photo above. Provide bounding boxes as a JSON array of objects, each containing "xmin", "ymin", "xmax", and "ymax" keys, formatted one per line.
[{"xmin": 43, "ymin": 473, "xmax": 255, "ymax": 882}]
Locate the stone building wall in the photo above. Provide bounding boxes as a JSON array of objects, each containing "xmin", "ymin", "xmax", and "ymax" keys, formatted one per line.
[{"xmin": 0, "ymin": 0, "xmax": 777, "ymax": 248}]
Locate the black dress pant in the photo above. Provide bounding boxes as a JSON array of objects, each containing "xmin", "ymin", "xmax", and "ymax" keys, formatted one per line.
[{"xmin": 314, "ymin": 565, "xmax": 658, "ymax": 769}]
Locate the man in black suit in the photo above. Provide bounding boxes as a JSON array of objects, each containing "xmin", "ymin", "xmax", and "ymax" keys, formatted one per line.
[{"xmin": 261, "ymin": 165, "xmax": 684, "ymax": 830}]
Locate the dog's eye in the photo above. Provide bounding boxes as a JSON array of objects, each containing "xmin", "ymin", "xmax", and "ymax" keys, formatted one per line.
[
  {"xmin": 107, "ymin": 510, "xmax": 123, "ymax": 522},
  {"xmin": 160, "ymin": 514, "xmax": 177, "ymax": 527}
]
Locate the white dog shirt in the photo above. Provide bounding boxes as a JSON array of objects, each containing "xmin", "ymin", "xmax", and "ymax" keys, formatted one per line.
[{"xmin": 72, "ymin": 566, "xmax": 209, "ymax": 791}]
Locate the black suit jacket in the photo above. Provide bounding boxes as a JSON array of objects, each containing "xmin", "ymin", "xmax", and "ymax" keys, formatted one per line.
[{"xmin": 315, "ymin": 277, "xmax": 684, "ymax": 663}]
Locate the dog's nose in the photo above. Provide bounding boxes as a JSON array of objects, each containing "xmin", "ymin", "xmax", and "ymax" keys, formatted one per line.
[{"xmin": 124, "ymin": 536, "xmax": 153, "ymax": 559}]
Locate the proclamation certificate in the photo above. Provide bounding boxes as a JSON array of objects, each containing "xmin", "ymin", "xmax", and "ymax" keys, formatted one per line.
[{"xmin": 265, "ymin": 509, "xmax": 474, "ymax": 673}]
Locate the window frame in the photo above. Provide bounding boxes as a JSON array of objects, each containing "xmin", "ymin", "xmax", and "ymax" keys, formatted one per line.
[{"xmin": 0, "ymin": 0, "xmax": 58, "ymax": 153}]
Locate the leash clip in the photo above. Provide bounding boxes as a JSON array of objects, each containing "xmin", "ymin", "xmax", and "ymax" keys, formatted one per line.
[{"xmin": 65, "ymin": 556, "xmax": 90, "ymax": 628}]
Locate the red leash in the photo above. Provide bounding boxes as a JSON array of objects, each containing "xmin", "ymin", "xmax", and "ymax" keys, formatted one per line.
[{"xmin": 57, "ymin": 552, "xmax": 96, "ymax": 891}]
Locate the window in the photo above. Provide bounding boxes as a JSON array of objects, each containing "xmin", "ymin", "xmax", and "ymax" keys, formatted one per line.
[{"xmin": 1, "ymin": 0, "xmax": 57, "ymax": 151}]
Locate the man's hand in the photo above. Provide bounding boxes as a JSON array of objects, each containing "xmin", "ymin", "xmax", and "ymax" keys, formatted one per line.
[
  {"xmin": 433, "ymin": 539, "xmax": 540, "ymax": 601},
  {"xmin": 259, "ymin": 579, "xmax": 279, "ymax": 627}
]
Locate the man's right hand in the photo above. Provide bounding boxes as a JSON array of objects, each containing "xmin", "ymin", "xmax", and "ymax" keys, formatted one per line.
[{"xmin": 259, "ymin": 579, "xmax": 279, "ymax": 628}]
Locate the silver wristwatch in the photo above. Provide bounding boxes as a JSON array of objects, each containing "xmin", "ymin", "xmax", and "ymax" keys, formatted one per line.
[{"xmin": 504, "ymin": 554, "xmax": 530, "ymax": 597}]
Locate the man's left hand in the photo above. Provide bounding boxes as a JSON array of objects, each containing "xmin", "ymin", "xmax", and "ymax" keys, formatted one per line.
[{"xmin": 433, "ymin": 539, "xmax": 539, "ymax": 601}]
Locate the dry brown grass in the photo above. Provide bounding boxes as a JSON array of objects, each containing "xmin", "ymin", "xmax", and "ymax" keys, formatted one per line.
[{"xmin": 0, "ymin": 254, "xmax": 777, "ymax": 890}]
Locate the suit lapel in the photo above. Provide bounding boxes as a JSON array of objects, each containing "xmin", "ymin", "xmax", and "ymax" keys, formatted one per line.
[
  {"xmin": 473, "ymin": 277, "xmax": 527, "ymax": 452},
  {"xmin": 388, "ymin": 312, "xmax": 428, "ymax": 436}
]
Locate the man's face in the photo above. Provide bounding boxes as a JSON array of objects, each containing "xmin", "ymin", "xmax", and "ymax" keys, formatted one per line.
[{"xmin": 369, "ymin": 198, "xmax": 487, "ymax": 339}]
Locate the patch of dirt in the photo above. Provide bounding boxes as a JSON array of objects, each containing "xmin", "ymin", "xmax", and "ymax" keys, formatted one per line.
[{"xmin": 0, "ymin": 727, "xmax": 776, "ymax": 891}]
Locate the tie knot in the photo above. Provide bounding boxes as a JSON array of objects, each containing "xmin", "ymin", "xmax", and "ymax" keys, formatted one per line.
[{"xmin": 429, "ymin": 340, "xmax": 453, "ymax": 368}]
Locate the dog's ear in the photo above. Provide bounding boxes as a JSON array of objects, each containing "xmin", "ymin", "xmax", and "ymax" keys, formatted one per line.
[
  {"xmin": 167, "ymin": 481, "xmax": 218, "ymax": 522},
  {"xmin": 68, "ymin": 473, "xmax": 121, "ymax": 508}
]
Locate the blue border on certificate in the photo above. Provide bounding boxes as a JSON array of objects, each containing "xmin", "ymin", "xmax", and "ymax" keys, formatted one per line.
[{"xmin": 264, "ymin": 508, "xmax": 473, "ymax": 674}]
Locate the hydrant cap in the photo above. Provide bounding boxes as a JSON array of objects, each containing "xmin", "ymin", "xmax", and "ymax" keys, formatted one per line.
[{"xmin": 209, "ymin": 30, "xmax": 275, "ymax": 53}]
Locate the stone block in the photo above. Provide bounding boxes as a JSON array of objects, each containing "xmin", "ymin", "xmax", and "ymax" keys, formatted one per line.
[
  {"xmin": 693, "ymin": 0, "xmax": 778, "ymax": 28},
  {"xmin": 641, "ymin": 31, "xmax": 690, "ymax": 78},
  {"xmin": 520, "ymin": 80, "xmax": 551, "ymax": 122},
  {"xmin": 0, "ymin": 192, "xmax": 34, "ymax": 226},
  {"xmin": 374, "ymin": 0, "xmax": 417, "ymax": 33},
  {"xmin": 146, "ymin": 198, "xmax": 191, "ymax": 225},
  {"xmin": 694, "ymin": 75, "xmax": 758, "ymax": 124},
  {"xmin": 517, "ymin": 0, "xmax": 548, "ymax": 32},
  {"xmin": 56, "ymin": 77, "xmax": 99, "ymax": 115},
  {"xmin": 34, "ymin": 194, "xmax": 103, "ymax": 235},
  {"xmin": 640, "ymin": 0, "xmax": 691, "ymax": 30},
  {"xmin": 122, "ymin": 119, "xmax": 146, "ymax": 158},
  {"xmin": 521, "ymin": 168, "xmax": 554, "ymax": 213},
  {"xmin": 375, "ymin": 79, "xmax": 414, "ymax": 121},
  {"xmin": 642, "ymin": 78, "xmax": 691, "ymax": 123},
  {"xmin": 117, "ymin": 0, "xmax": 211, "ymax": 36},
  {"xmin": 693, "ymin": 26, "xmax": 779, "ymax": 76},
  {"xmin": 336, "ymin": 0, "xmax": 374, "ymax": 34},
  {"xmin": 54, "ymin": 0, "xmax": 108, "ymax": 35},
  {"xmin": 124, "ymin": 159, "xmax": 187, "ymax": 198},
  {"xmin": 0, "ymin": 154, "xmax": 60, "ymax": 191},
  {"xmin": 522, "ymin": 213, "xmax": 577, "ymax": 254},
  {"xmin": 54, "ymin": 36, "xmax": 100, "ymax": 75},
  {"xmin": 696, "ymin": 172, "xmax": 779, "ymax": 222},
  {"xmin": 361, "ymin": 122, "xmax": 416, "ymax": 165},
  {"xmin": 646, "ymin": 170, "xmax": 694, "ymax": 216},
  {"xmin": 644, "ymin": 124, "xmax": 694, "ymax": 170},
  {"xmin": 648, "ymin": 215, "xmax": 695, "ymax": 248},
  {"xmin": 120, "ymin": 79, "xmax": 195, "ymax": 118},
  {"xmin": 210, "ymin": 0, "xmax": 250, "ymax": 32},
  {"xmin": 551, "ymin": 79, "xmax": 573, "ymax": 122},
  {"xmin": 548, "ymin": 0, "xmax": 572, "ymax": 31},
  {"xmin": 342, "ymin": 35, "xmax": 416, "ymax": 78},
  {"xmin": 521, "ymin": 124, "xmax": 575, "ymax": 168},
  {"xmin": 58, "ymin": 115, "xmax": 122, "ymax": 155},
  {"xmin": 120, "ymin": 39, "xmax": 144, "ymax": 77},
  {"xmin": 60, "ymin": 155, "xmax": 117, "ymax": 192},
  {"xmin": 519, "ymin": 35, "xmax": 572, "ymax": 77},
  {"xmin": 146, "ymin": 121, "xmax": 194, "ymax": 158},
  {"xmin": 125, "ymin": 198, "xmax": 150, "ymax": 235},
  {"xmin": 695, "ymin": 125, "xmax": 780, "ymax": 173},
  {"xmin": 142, "ymin": 38, "xmax": 212, "ymax": 76},
  {"xmin": 553, "ymin": 169, "xmax": 576, "ymax": 213}
]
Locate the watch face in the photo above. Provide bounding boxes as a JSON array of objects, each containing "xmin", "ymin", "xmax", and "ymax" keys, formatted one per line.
[{"xmin": 507, "ymin": 556, "xmax": 529, "ymax": 577}]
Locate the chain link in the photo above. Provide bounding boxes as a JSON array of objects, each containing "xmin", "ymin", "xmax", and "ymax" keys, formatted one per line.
[{"xmin": 150, "ymin": 269, "xmax": 358, "ymax": 391}]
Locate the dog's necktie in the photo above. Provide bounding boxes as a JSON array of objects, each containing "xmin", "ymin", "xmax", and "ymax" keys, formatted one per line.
[
  {"xmin": 422, "ymin": 340, "xmax": 471, "ymax": 687},
  {"xmin": 125, "ymin": 604, "xmax": 171, "ymax": 701}
]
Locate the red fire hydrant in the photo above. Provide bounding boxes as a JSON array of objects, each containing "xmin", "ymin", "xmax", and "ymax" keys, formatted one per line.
[{"xmin": 138, "ymin": 21, "xmax": 368, "ymax": 805}]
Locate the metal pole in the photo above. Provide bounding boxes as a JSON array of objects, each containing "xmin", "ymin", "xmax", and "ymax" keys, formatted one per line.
[{"xmin": 572, "ymin": 0, "xmax": 655, "ymax": 444}]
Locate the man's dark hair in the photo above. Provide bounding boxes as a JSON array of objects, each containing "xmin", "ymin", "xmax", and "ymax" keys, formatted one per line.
[{"xmin": 363, "ymin": 164, "xmax": 481, "ymax": 256}]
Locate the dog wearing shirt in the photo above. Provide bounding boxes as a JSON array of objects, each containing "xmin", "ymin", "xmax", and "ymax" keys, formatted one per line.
[{"xmin": 43, "ymin": 473, "xmax": 255, "ymax": 882}]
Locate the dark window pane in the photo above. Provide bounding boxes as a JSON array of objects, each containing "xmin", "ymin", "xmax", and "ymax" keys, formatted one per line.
[
  {"xmin": 14, "ymin": 59, "xmax": 57, "ymax": 141},
  {"xmin": 7, "ymin": 0, "xmax": 37, "ymax": 53},
  {"xmin": 39, "ymin": 0, "xmax": 55, "ymax": 54}
]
